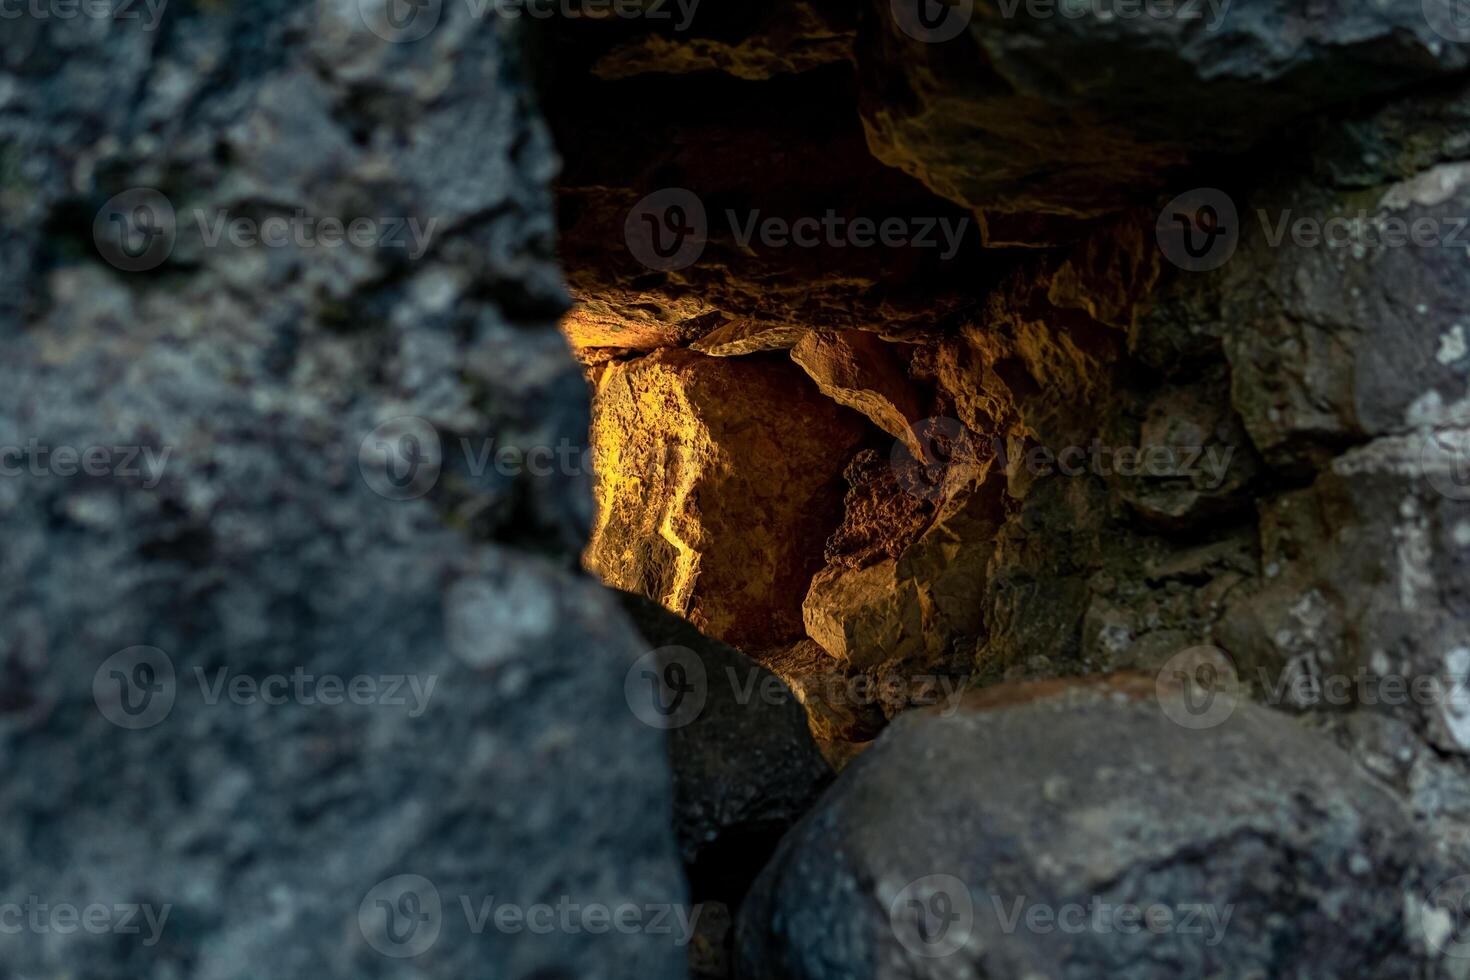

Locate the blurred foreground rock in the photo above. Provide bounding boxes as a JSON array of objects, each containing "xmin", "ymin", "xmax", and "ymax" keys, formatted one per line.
[{"xmin": 0, "ymin": 4, "xmax": 688, "ymax": 978}]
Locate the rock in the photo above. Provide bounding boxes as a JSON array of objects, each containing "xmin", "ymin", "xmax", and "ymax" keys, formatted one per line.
[
  {"xmin": 585, "ymin": 0, "xmax": 856, "ymax": 80},
  {"xmin": 738, "ymin": 674, "xmax": 1433, "ymax": 979},
  {"xmin": 1105, "ymin": 369, "xmax": 1263, "ymax": 528},
  {"xmin": 804, "ymin": 466, "xmax": 1004, "ymax": 670},
  {"xmin": 804, "ymin": 559, "xmax": 923, "ymax": 669},
  {"xmin": 0, "ymin": 7, "xmax": 687, "ymax": 978},
  {"xmin": 1137, "ymin": 95, "xmax": 1470, "ymax": 468},
  {"xmin": 759, "ymin": 639, "xmax": 891, "ymax": 743},
  {"xmin": 615, "ymin": 590, "xmax": 832, "ymax": 898},
  {"xmin": 585, "ymin": 348, "xmax": 868, "ymax": 648},
  {"xmin": 690, "ymin": 319, "xmax": 810, "ymax": 357},
  {"xmin": 821, "ymin": 449, "xmax": 936, "ymax": 572},
  {"xmin": 791, "ymin": 330, "xmax": 926, "ymax": 456},
  {"xmin": 1217, "ymin": 440, "xmax": 1470, "ymax": 737},
  {"xmin": 551, "ymin": 61, "xmax": 982, "ymax": 360},
  {"xmin": 857, "ymin": 0, "xmax": 1470, "ymax": 224}
]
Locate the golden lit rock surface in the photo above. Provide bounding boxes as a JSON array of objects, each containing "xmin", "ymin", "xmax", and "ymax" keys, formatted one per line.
[
  {"xmin": 790, "ymin": 329, "xmax": 925, "ymax": 457},
  {"xmin": 584, "ymin": 348, "xmax": 867, "ymax": 649}
]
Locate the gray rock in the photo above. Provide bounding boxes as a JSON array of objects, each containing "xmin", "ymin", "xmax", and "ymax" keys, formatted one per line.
[
  {"xmin": 859, "ymin": 0, "xmax": 1470, "ymax": 225},
  {"xmin": 738, "ymin": 675, "xmax": 1434, "ymax": 979},
  {"xmin": 616, "ymin": 590, "xmax": 832, "ymax": 900},
  {"xmin": 0, "ymin": 6, "xmax": 687, "ymax": 979}
]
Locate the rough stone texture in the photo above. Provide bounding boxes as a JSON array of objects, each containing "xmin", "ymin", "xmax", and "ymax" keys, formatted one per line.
[
  {"xmin": 585, "ymin": 348, "xmax": 868, "ymax": 648},
  {"xmin": 857, "ymin": 0, "xmax": 1470, "ymax": 224},
  {"xmin": 553, "ymin": 5, "xmax": 1470, "ymax": 918},
  {"xmin": 791, "ymin": 330, "xmax": 925, "ymax": 455},
  {"xmin": 804, "ymin": 470, "xmax": 1003, "ymax": 671},
  {"xmin": 1213, "ymin": 164, "xmax": 1470, "ymax": 469},
  {"xmin": 615, "ymin": 590, "xmax": 832, "ymax": 898},
  {"xmin": 758, "ymin": 639, "xmax": 890, "ymax": 744},
  {"xmin": 738, "ymin": 675, "xmax": 1437, "ymax": 980},
  {"xmin": 585, "ymin": 0, "xmax": 855, "ymax": 80},
  {"xmin": 551, "ymin": 61, "xmax": 986, "ymax": 361},
  {"xmin": 1135, "ymin": 80, "xmax": 1470, "ymax": 856},
  {"xmin": 0, "ymin": 6, "xmax": 687, "ymax": 979}
]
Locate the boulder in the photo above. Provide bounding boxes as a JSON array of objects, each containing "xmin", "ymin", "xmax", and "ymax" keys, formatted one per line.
[
  {"xmin": 615, "ymin": 590, "xmax": 832, "ymax": 899},
  {"xmin": 790, "ymin": 330, "xmax": 925, "ymax": 456},
  {"xmin": 585, "ymin": 348, "xmax": 868, "ymax": 649},
  {"xmin": 803, "ymin": 466, "xmax": 1003, "ymax": 670},
  {"xmin": 858, "ymin": 0, "xmax": 1470, "ymax": 226},
  {"xmin": 738, "ymin": 674, "xmax": 1434, "ymax": 979},
  {"xmin": 0, "ymin": 6, "xmax": 688, "ymax": 978}
]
